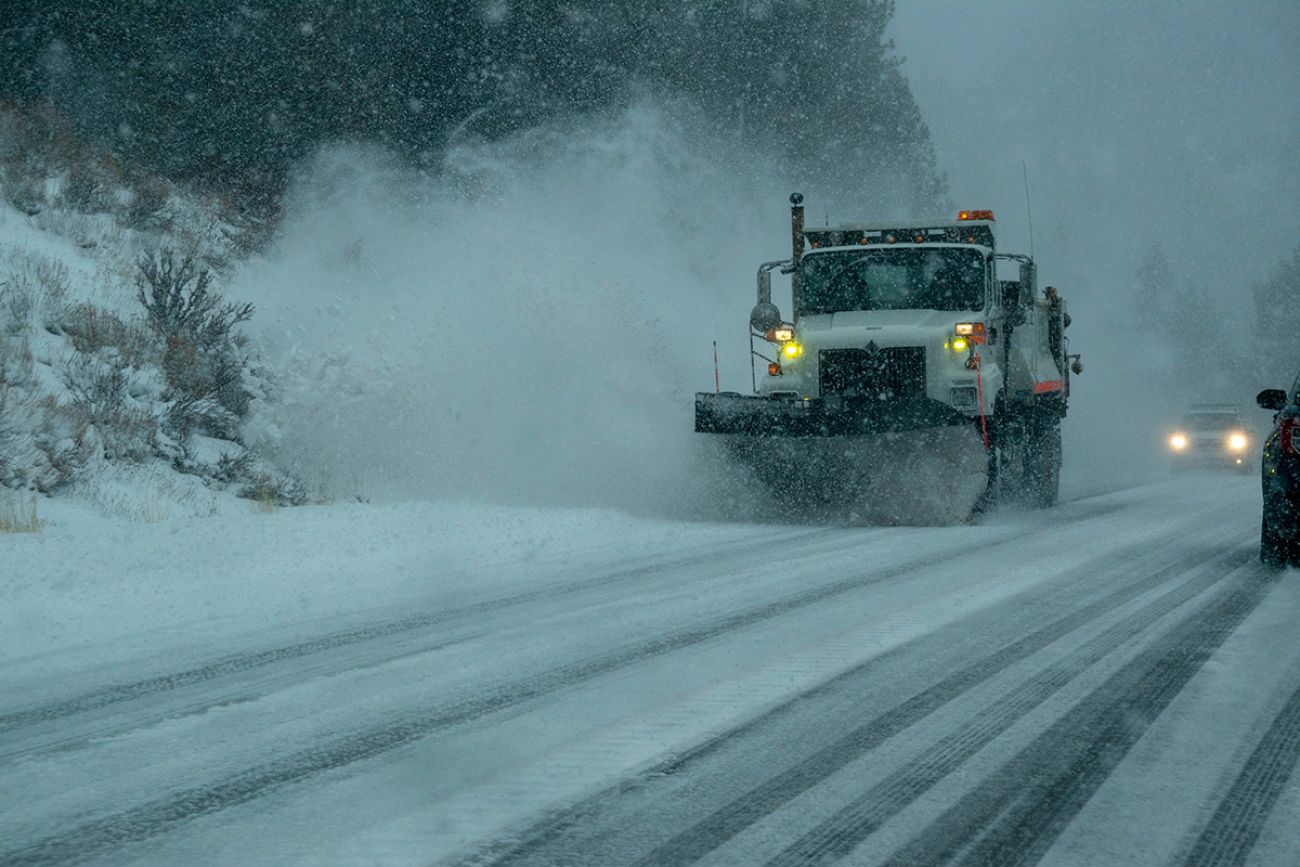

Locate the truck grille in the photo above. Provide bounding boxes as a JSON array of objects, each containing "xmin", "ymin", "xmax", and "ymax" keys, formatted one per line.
[{"xmin": 819, "ymin": 346, "xmax": 926, "ymax": 400}]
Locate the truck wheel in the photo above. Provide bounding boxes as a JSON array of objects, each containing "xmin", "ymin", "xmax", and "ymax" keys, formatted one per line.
[
  {"xmin": 992, "ymin": 420, "xmax": 1028, "ymax": 505},
  {"xmin": 1025, "ymin": 421, "xmax": 1062, "ymax": 508}
]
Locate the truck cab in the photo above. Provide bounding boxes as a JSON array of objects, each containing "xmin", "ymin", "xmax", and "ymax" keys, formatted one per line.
[{"xmin": 756, "ymin": 212, "xmax": 1071, "ymax": 429}]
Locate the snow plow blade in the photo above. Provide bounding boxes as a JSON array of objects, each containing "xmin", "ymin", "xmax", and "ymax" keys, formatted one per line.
[
  {"xmin": 695, "ymin": 392, "xmax": 989, "ymax": 525},
  {"xmin": 695, "ymin": 392, "xmax": 972, "ymax": 437}
]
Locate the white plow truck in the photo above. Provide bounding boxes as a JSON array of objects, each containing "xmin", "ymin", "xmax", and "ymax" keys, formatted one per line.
[{"xmin": 696, "ymin": 194, "xmax": 1081, "ymax": 523}]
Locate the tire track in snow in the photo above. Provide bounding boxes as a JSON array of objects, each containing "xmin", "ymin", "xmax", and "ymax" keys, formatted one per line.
[
  {"xmin": 0, "ymin": 490, "xmax": 1128, "ymax": 749},
  {"xmin": 1181, "ymin": 678, "xmax": 1300, "ymax": 866},
  {"xmin": 764, "ymin": 545, "xmax": 1256, "ymax": 866},
  {"xmin": 879, "ymin": 553, "xmax": 1279, "ymax": 867},
  {"xmin": 0, "ymin": 522, "xmax": 1040, "ymax": 866},
  {"xmin": 459, "ymin": 516, "xmax": 1243, "ymax": 866},
  {"xmin": 0, "ymin": 527, "xmax": 830, "ymax": 738}
]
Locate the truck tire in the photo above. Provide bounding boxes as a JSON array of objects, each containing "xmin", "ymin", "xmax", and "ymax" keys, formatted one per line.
[
  {"xmin": 992, "ymin": 420, "xmax": 1028, "ymax": 505},
  {"xmin": 1025, "ymin": 421, "xmax": 1062, "ymax": 508}
]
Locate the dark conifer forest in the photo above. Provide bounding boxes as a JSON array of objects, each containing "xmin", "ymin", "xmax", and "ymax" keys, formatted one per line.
[{"xmin": 0, "ymin": 1, "xmax": 944, "ymax": 209}]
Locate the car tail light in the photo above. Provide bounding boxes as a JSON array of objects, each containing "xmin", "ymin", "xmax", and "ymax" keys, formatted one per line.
[{"xmin": 1282, "ymin": 417, "xmax": 1300, "ymax": 455}]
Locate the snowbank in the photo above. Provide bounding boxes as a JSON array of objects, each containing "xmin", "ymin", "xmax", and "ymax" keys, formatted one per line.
[{"xmin": 0, "ymin": 495, "xmax": 751, "ymax": 689}]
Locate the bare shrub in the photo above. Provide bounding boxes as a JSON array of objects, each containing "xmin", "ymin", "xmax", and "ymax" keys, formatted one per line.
[
  {"xmin": 61, "ymin": 355, "xmax": 126, "ymax": 422},
  {"xmin": 4, "ymin": 250, "xmax": 70, "ymax": 333},
  {"xmin": 240, "ymin": 471, "xmax": 309, "ymax": 508},
  {"xmin": 137, "ymin": 249, "xmax": 254, "ymax": 426},
  {"xmin": 212, "ymin": 450, "xmax": 253, "ymax": 484},
  {"xmin": 61, "ymin": 303, "xmax": 155, "ymax": 367},
  {"xmin": 26, "ymin": 396, "xmax": 94, "ymax": 491},
  {"xmin": 1, "ymin": 275, "xmax": 35, "ymax": 332},
  {"xmin": 0, "ymin": 169, "xmax": 44, "ymax": 215},
  {"xmin": 32, "ymin": 255, "xmax": 69, "ymax": 304},
  {"xmin": 123, "ymin": 177, "xmax": 173, "ymax": 231},
  {"xmin": 136, "ymin": 250, "xmax": 251, "ymax": 342},
  {"xmin": 62, "ymin": 160, "xmax": 115, "ymax": 213},
  {"xmin": 60, "ymin": 355, "xmax": 157, "ymax": 462},
  {"xmin": 166, "ymin": 393, "xmax": 240, "ymax": 441}
]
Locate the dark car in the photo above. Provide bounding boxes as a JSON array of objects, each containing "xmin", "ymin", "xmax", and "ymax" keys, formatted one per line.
[{"xmin": 1258, "ymin": 371, "xmax": 1300, "ymax": 567}]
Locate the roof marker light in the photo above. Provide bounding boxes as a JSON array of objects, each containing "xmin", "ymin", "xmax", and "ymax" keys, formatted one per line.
[{"xmin": 957, "ymin": 210, "xmax": 995, "ymax": 221}]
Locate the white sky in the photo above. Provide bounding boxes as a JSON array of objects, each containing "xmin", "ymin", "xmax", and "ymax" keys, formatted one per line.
[{"xmin": 889, "ymin": 0, "xmax": 1300, "ymax": 304}]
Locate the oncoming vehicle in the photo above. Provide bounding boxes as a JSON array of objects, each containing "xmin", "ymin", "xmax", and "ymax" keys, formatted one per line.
[
  {"xmin": 1257, "ymin": 371, "xmax": 1300, "ymax": 568},
  {"xmin": 1167, "ymin": 405, "xmax": 1252, "ymax": 472}
]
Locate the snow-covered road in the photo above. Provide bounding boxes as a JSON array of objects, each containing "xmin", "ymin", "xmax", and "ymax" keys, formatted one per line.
[{"xmin": 3, "ymin": 475, "xmax": 1298, "ymax": 865}]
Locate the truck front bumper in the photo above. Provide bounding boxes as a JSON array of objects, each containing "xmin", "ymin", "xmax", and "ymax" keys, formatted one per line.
[{"xmin": 695, "ymin": 392, "xmax": 973, "ymax": 437}]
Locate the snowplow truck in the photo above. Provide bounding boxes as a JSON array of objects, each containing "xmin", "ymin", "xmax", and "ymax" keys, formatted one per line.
[{"xmin": 695, "ymin": 194, "xmax": 1080, "ymax": 523}]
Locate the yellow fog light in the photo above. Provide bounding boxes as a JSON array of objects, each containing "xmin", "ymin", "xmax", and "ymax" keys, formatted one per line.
[
  {"xmin": 951, "ymin": 337, "xmax": 969, "ymax": 352},
  {"xmin": 781, "ymin": 341, "xmax": 803, "ymax": 359},
  {"xmin": 1169, "ymin": 433, "xmax": 1188, "ymax": 451},
  {"xmin": 1228, "ymin": 433, "xmax": 1248, "ymax": 451}
]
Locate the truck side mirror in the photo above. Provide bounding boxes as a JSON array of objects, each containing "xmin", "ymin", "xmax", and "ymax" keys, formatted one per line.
[
  {"xmin": 750, "ymin": 302, "xmax": 782, "ymax": 333},
  {"xmin": 1019, "ymin": 260, "xmax": 1037, "ymax": 298},
  {"xmin": 1000, "ymin": 280, "xmax": 1022, "ymax": 309},
  {"xmin": 1257, "ymin": 388, "xmax": 1288, "ymax": 411}
]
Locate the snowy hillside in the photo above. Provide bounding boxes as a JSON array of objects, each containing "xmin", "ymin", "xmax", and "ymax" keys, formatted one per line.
[{"xmin": 0, "ymin": 108, "xmax": 303, "ymax": 522}]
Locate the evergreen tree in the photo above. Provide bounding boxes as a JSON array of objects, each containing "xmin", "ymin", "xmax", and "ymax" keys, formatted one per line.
[
  {"xmin": 0, "ymin": 1, "xmax": 944, "ymax": 211},
  {"xmin": 1253, "ymin": 245, "xmax": 1300, "ymax": 384}
]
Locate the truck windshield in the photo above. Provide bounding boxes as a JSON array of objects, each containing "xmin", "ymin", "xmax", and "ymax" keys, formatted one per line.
[{"xmin": 798, "ymin": 248, "xmax": 985, "ymax": 314}]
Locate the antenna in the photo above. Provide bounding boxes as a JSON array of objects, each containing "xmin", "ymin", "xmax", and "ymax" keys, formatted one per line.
[{"xmin": 1022, "ymin": 161, "xmax": 1035, "ymax": 259}]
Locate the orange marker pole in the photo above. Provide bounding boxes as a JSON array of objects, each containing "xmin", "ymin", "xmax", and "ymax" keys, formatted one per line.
[{"xmin": 713, "ymin": 341, "xmax": 720, "ymax": 394}]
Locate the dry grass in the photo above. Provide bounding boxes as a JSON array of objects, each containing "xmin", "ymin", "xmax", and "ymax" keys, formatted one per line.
[
  {"xmin": 0, "ymin": 493, "xmax": 41, "ymax": 533},
  {"xmin": 252, "ymin": 483, "xmax": 279, "ymax": 513}
]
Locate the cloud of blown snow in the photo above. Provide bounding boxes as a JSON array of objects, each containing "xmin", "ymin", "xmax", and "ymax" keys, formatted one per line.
[{"xmin": 232, "ymin": 105, "xmax": 818, "ymax": 511}]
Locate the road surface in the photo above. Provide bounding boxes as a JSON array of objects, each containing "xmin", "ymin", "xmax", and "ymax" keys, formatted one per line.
[{"xmin": 2, "ymin": 475, "xmax": 1298, "ymax": 865}]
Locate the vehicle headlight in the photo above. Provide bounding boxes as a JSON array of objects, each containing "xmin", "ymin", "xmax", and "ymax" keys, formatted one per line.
[
  {"xmin": 1228, "ymin": 433, "xmax": 1248, "ymax": 451},
  {"xmin": 1169, "ymin": 433, "xmax": 1188, "ymax": 451}
]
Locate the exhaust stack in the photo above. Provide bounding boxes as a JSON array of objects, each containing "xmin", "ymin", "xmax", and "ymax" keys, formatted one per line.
[{"xmin": 790, "ymin": 192, "xmax": 804, "ymax": 316}]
